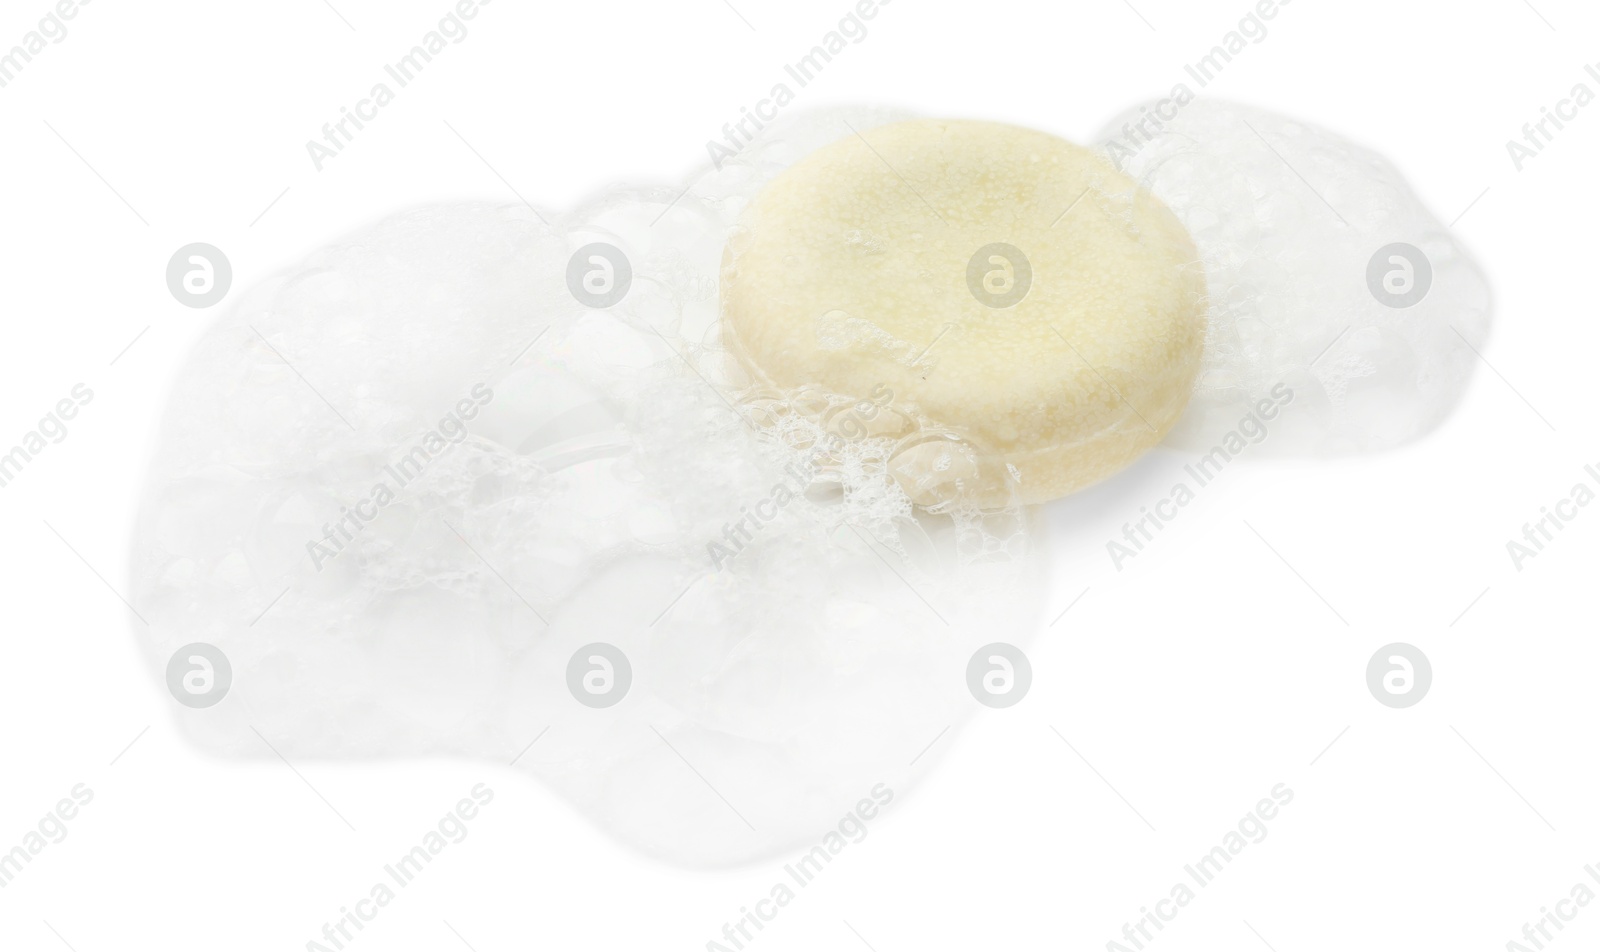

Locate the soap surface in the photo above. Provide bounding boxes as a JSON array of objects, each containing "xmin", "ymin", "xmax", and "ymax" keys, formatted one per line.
[{"xmin": 721, "ymin": 119, "xmax": 1208, "ymax": 505}]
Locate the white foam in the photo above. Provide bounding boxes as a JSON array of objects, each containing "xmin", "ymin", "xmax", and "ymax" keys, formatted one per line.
[
  {"xmin": 133, "ymin": 110, "xmax": 1042, "ymax": 866},
  {"xmin": 1098, "ymin": 99, "xmax": 1492, "ymax": 454},
  {"xmin": 135, "ymin": 100, "xmax": 1489, "ymax": 866}
]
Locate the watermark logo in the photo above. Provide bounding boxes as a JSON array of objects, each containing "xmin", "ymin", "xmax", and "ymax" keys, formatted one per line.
[
  {"xmin": 1366, "ymin": 243, "xmax": 1432, "ymax": 308},
  {"xmin": 967, "ymin": 243, "xmax": 1032, "ymax": 309},
  {"xmin": 304, "ymin": 784, "xmax": 494, "ymax": 951},
  {"xmin": 710, "ymin": 385, "xmax": 896, "ymax": 570},
  {"xmin": 0, "ymin": 0, "xmax": 93, "ymax": 92},
  {"xmin": 304, "ymin": 384, "xmax": 495, "ymax": 571},
  {"xmin": 1506, "ymin": 61, "xmax": 1600, "ymax": 171},
  {"xmin": 567, "ymin": 643, "xmax": 631, "ymax": 708},
  {"xmin": 1503, "ymin": 866, "xmax": 1600, "ymax": 951},
  {"xmin": 967, "ymin": 643, "xmax": 1032, "ymax": 708},
  {"xmin": 167, "ymin": 243, "xmax": 232, "ymax": 308},
  {"xmin": 1366, "ymin": 643, "xmax": 1431, "ymax": 709},
  {"xmin": 304, "ymin": 0, "xmax": 494, "ymax": 171},
  {"xmin": 1107, "ymin": 384, "xmax": 1295, "ymax": 570},
  {"xmin": 0, "ymin": 383, "xmax": 93, "ymax": 491},
  {"xmin": 166, "ymin": 643, "xmax": 232, "ymax": 709},
  {"xmin": 1506, "ymin": 463, "xmax": 1600, "ymax": 571},
  {"xmin": 566, "ymin": 243, "xmax": 633, "ymax": 308},
  {"xmin": 705, "ymin": 0, "xmax": 895, "ymax": 170},
  {"xmin": 0, "ymin": 784, "xmax": 94, "ymax": 891},
  {"xmin": 705, "ymin": 783, "xmax": 894, "ymax": 951},
  {"xmin": 1103, "ymin": 0, "xmax": 1296, "ymax": 170},
  {"xmin": 1105, "ymin": 783, "xmax": 1295, "ymax": 950}
]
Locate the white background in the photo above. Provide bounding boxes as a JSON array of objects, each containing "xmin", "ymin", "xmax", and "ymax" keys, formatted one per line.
[{"xmin": 2, "ymin": 0, "xmax": 1597, "ymax": 949}]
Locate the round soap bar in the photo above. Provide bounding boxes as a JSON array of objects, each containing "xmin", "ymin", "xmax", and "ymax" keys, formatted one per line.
[{"xmin": 720, "ymin": 119, "xmax": 1207, "ymax": 506}]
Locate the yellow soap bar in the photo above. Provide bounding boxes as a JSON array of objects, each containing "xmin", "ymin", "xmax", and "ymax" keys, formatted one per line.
[{"xmin": 720, "ymin": 119, "xmax": 1207, "ymax": 506}]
